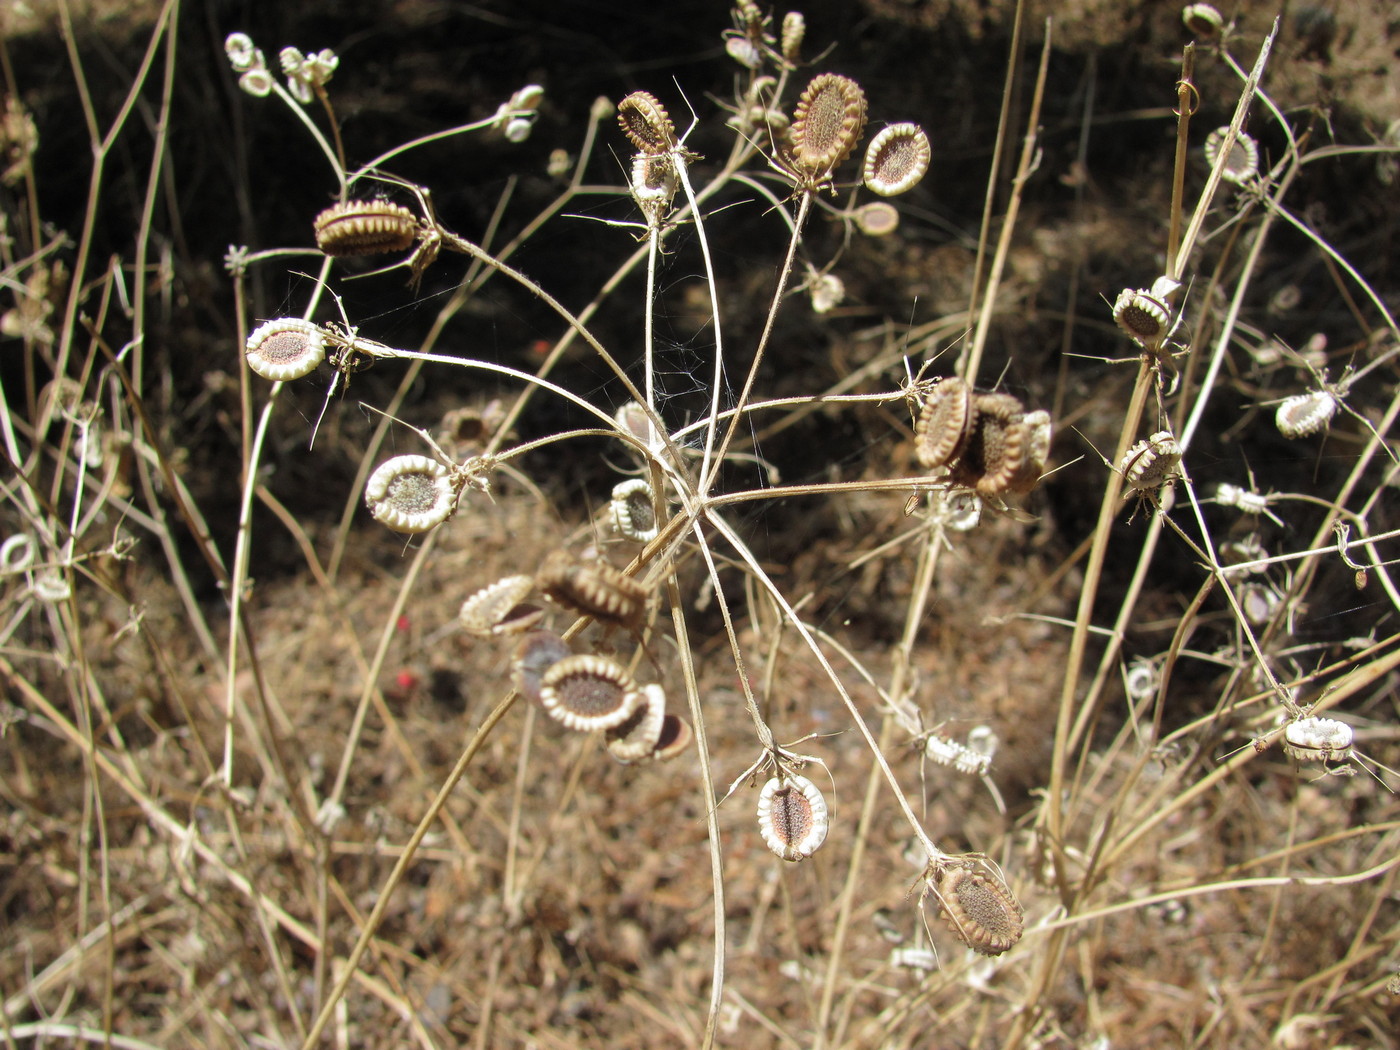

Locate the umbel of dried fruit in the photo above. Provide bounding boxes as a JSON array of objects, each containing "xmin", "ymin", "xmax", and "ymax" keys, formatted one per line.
[
  {"xmin": 536, "ymin": 550, "xmax": 648, "ymax": 631},
  {"xmin": 915, "ymin": 380, "xmax": 1052, "ymax": 498},
  {"xmin": 787, "ymin": 73, "xmax": 867, "ymax": 191},
  {"xmin": 930, "ymin": 859, "xmax": 1024, "ymax": 956},
  {"xmin": 757, "ymin": 774, "xmax": 829, "ymax": 861},
  {"xmin": 1281, "ymin": 716, "xmax": 1353, "ymax": 763},
  {"xmin": 314, "ymin": 200, "xmax": 418, "ymax": 257},
  {"xmin": 245, "ymin": 318, "xmax": 326, "ymax": 381}
]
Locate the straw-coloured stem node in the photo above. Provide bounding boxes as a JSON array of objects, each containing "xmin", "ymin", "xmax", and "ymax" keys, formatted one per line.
[
  {"xmin": 245, "ymin": 318, "xmax": 326, "ymax": 381},
  {"xmin": 862, "ymin": 123, "xmax": 930, "ymax": 197},
  {"xmin": 757, "ymin": 774, "xmax": 829, "ymax": 861},
  {"xmin": 364, "ymin": 455, "xmax": 455, "ymax": 533},
  {"xmin": 314, "ymin": 200, "xmax": 419, "ymax": 257}
]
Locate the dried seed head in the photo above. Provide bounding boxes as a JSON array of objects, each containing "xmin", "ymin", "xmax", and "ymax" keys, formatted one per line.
[
  {"xmin": 364, "ymin": 455, "xmax": 455, "ymax": 533},
  {"xmin": 539, "ymin": 654, "xmax": 642, "ymax": 732},
  {"xmin": 458, "ymin": 575, "xmax": 543, "ymax": 636},
  {"xmin": 1204, "ymin": 127, "xmax": 1259, "ymax": 185},
  {"xmin": 951, "ymin": 393, "xmax": 1030, "ymax": 498},
  {"xmin": 1238, "ymin": 581, "xmax": 1281, "ymax": 624},
  {"xmin": 1121, "ymin": 430, "xmax": 1182, "ymax": 490},
  {"xmin": 313, "ymin": 200, "xmax": 418, "ymax": 257},
  {"xmin": 757, "ymin": 774, "xmax": 829, "ymax": 861},
  {"xmin": 852, "ymin": 201, "xmax": 900, "ymax": 236},
  {"xmin": 611, "ymin": 478, "xmax": 659, "ymax": 542},
  {"xmin": 725, "ymin": 36, "xmax": 763, "ymax": 69},
  {"xmin": 650, "ymin": 714, "xmax": 692, "ymax": 761},
  {"xmin": 512, "ymin": 630, "xmax": 571, "ymax": 705},
  {"xmin": 1275, "ymin": 391, "xmax": 1336, "ymax": 438},
  {"xmin": 606, "ymin": 682, "xmax": 667, "ymax": 762},
  {"xmin": 1181, "ymin": 3, "xmax": 1224, "ymax": 37},
  {"xmin": 924, "ymin": 734, "xmax": 991, "ymax": 777},
  {"xmin": 1281, "ymin": 716, "xmax": 1354, "ymax": 763},
  {"xmin": 933, "ymin": 861, "xmax": 1024, "ymax": 956},
  {"xmin": 614, "ymin": 400, "xmax": 662, "ymax": 449},
  {"xmin": 1113, "ymin": 288, "xmax": 1173, "ymax": 348},
  {"xmin": 536, "ymin": 550, "xmax": 648, "ymax": 631},
  {"xmin": 789, "ymin": 73, "xmax": 867, "ymax": 185},
  {"xmin": 1005, "ymin": 409, "xmax": 1052, "ymax": 495},
  {"xmin": 245, "ymin": 318, "xmax": 327, "ymax": 381},
  {"xmin": 809, "ymin": 272, "xmax": 845, "ymax": 314},
  {"xmin": 862, "ymin": 123, "xmax": 930, "ymax": 197},
  {"xmin": 915, "ymin": 376, "xmax": 975, "ymax": 469},
  {"xmin": 617, "ymin": 91, "xmax": 677, "ymax": 156},
  {"xmin": 629, "ymin": 152, "xmax": 677, "ymax": 225},
  {"xmin": 1125, "ymin": 659, "xmax": 1159, "ymax": 702},
  {"xmin": 781, "ymin": 11, "xmax": 805, "ymax": 62}
]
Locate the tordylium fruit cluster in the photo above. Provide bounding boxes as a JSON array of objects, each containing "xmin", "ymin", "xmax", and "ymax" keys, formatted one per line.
[{"xmin": 230, "ymin": 2, "xmax": 1040, "ymax": 958}]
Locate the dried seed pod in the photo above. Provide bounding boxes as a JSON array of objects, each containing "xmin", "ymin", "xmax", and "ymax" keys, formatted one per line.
[
  {"xmin": 313, "ymin": 200, "xmax": 418, "ymax": 257},
  {"xmin": 932, "ymin": 861, "xmax": 1024, "ymax": 956},
  {"xmin": 1281, "ymin": 716, "xmax": 1354, "ymax": 763},
  {"xmin": 951, "ymin": 393, "xmax": 1030, "ymax": 498},
  {"xmin": 915, "ymin": 376, "xmax": 976, "ymax": 469},
  {"xmin": 757, "ymin": 774, "xmax": 829, "ymax": 861},
  {"xmin": 862, "ymin": 123, "xmax": 930, "ymax": 197},
  {"xmin": 1275, "ymin": 391, "xmax": 1336, "ymax": 438},
  {"xmin": 781, "ymin": 11, "xmax": 805, "ymax": 62},
  {"xmin": 614, "ymin": 400, "xmax": 661, "ymax": 449},
  {"xmin": 539, "ymin": 654, "xmax": 642, "ymax": 732},
  {"xmin": 1113, "ymin": 288, "xmax": 1173, "ymax": 349},
  {"xmin": 245, "ymin": 318, "xmax": 327, "ymax": 381},
  {"xmin": 1181, "ymin": 3, "xmax": 1224, "ymax": 37},
  {"xmin": 1125, "ymin": 659, "xmax": 1159, "ymax": 702},
  {"xmin": 649, "ymin": 713, "xmax": 692, "ymax": 761},
  {"xmin": 1204, "ymin": 127, "xmax": 1259, "ymax": 185},
  {"xmin": 364, "ymin": 455, "xmax": 455, "ymax": 533},
  {"xmin": 789, "ymin": 73, "xmax": 867, "ymax": 185},
  {"xmin": 1238, "ymin": 580, "xmax": 1281, "ymax": 625},
  {"xmin": 611, "ymin": 478, "xmax": 659, "ymax": 542},
  {"xmin": 512, "ymin": 630, "xmax": 571, "ymax": 705},
  {"xmin": 1005, "ymin": 409, "xmax": 1052, "ymax": 495},
  {"xmin": 606, "ymin": 682, "xmax": 667, "ymax": 762},
  {"xmin": 536, "ymin": 550, "xmax": 648, "ymax": 631},
  {"xmin": 809, "ymin": 272, "xmax": 845, "ymax": 314},
  {"xmin": 725, "ymin": 36, "xmax": 763, "ymax": 69},
  {"xmin": 852, "ymin": 201, "xmax": 899, "ymax": 236},
  {"xmin": 629, "ymin": 152, "xmax": 677, "ymax": 225},
  {"xmin": 617, "ymin": 91, "xmax": 677, "ymax": 156},
  {"xmin": 924, "ymin": 734, "xmax": 990, "ymax": 777},
  {"xmin": 458, "ymin": 575, "xmax": 543, "ymax": 636},
  {"xmin": 1121, "ymin": 430, "xmax": 1182, "ymax": 490}
]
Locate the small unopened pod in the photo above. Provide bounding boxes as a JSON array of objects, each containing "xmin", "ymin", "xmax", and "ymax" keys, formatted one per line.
[
  {"xmin": 1281, "ymin": 716, "xmax": 1353, "ymax": 763},
  {"xmin": 459, "ymin": 575, "xmax": 543, "ymax": 636},
  {"xmin": 364, "ymin": 455, "xmax": 455, "ymax": 534},
  {"xmin": 538, "ymin": 654, "xmax": 642, "ymax": 732},
  {"xmin": 245, "ymin": 318, "xmax": 327, "ymax": 381},
  {"xmin": 313, "ymin": 199, "xmax": 418, "ymax": 257},
  {"xmin": 931, "ymin": 861, "xmax": 1024, "ymax": 956},
  {"xmin": 605, "ymin": 682, "xmax": 667, "ymax": 762},
  {"xmin": 862, "ymin": 123, "xmax": 930, "ymax": 197},
  {"xmin": 757, "ymin": 774, "xmax": 829, "ymax": 862}
]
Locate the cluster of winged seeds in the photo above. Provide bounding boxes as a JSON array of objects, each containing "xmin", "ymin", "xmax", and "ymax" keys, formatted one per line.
[{"xmin": 914, "ymin": 377, "xmax": 1051, "ymax": 498}]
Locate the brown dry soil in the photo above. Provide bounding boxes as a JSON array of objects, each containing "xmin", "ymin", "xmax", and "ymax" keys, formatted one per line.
[{"xmin": 1, "ymin": 1, "xmax": 1399, "ymax": 1048}]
